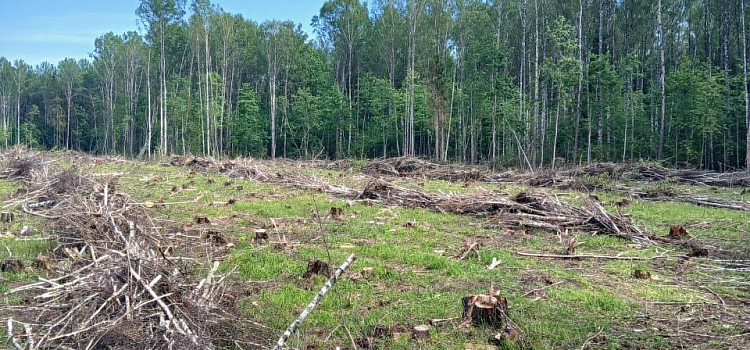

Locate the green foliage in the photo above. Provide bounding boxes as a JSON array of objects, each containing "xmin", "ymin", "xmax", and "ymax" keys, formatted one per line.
[
  {"xmin": 235, "ymin": 83, "xmax": 266, "ymax": 156},
  {"xmin": 0, "ymin": 0, "xmax": 747, "ymax": 170},
  {"xmin": 666, "ymin": 60, "xmax": 724, "ymax": 167}
]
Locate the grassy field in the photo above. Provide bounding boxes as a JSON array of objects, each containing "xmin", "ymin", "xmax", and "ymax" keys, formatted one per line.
[{"xmin": 1, "ymin": 157, "xmax": 749, "ymax": 349}]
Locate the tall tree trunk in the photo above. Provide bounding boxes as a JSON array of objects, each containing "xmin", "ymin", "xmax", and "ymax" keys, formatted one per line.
[
  {"xmin": 204, "ymin": 20, "xmax": 212, "ymax": 157},
  {"xmin": 160, "ymin": 22, "xmax": 168, "ymax": 157},
  {"xmin": 658, "ymin": 0, "xmax": 667, "ymax": 159},
  {"xmin": 147, "ymin": 48, "xmax": 153, "ymax": 158},
  {"xmin": 519, "ymin": 0, "xmax": 527, "ymax": 167},
  {"xmin": 574, "ymin": 0, "xmax": 584, "ymax": 164},
  {"xmin": 743, "ymin": 0, "xmax": 750, "ymax": 171},
  {"xmin": 532, "ymin": 0, "xmax": 540, "ymax": 165},
  {"xmin": 66, "ymin": 83, "xmax": 72, "ymax": 150}
]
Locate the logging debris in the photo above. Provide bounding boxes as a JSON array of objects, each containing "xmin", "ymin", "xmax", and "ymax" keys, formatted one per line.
[
  {"xmin": 1, "ymin": 150, "xmax": 274, "ymax": 350},
  {"xmin": 358, "ymin": 180, "xmax": 649, "ymax": 241},
  {"xmin": 484, "ymin": 162, "xmax": 750, "ymax": 188},
  {"xmin": 363, "ymin": 156, "xmax": 488, "ymax": 181},
  {"xmin": 483, "ymin": 162, "xmax": 750, "ymax": 211},
  {"xmin": 168, "ymin": 156, "xmax": 652, "ymax": 241}
]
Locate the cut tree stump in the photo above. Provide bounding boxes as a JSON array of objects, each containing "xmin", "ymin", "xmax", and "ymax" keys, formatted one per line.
[
  {"xmin": 461, "ymin": 290, "xmax": 508, "ymax": 328},
  {"xmin": 412, "ymin": 325, "xmax": 431, "ymax": 340},
  {"xmin": 667, "ymin": 225, "xmax": 689, "ymax": 239},
  {"xmin": 203, "ymin": 229, "xmax": 227, "ymax": 245},
  {"xmin": 194, "ymin": 215, "xmax": 211, "ymax": 225},
  {"xmin": 302, "ymin": 259, "xmax": 331, "ymax": 278},
  {"xmin": 1, "ymin": 212, "xmax": 14, "ymax": 223},
  {"xmin": 633, "ymin": 269, "xmax": 651, "ymax": 279},
  {"xmin": 32, "ymin": 254, "xmax": 51, "ymax": 271},
  {"xmin": 1, "ymin": 258, "xmax": 24, "ymax": 273},
  {"xmin": 254, "ymin": 229, "xmax": 269, "ymax": 243},
  {"xmin": 329, "ymin": 207, "xmax": 343, "ymax": 220}
]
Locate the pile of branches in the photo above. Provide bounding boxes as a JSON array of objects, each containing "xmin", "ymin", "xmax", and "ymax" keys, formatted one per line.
[
  {"xmin": 362, "ymin": 157, "xmax": 488, "ymax": 181},
  {"xmin": 484, "ymin": 163, "xmax": 750, "ymax": 211},
  {"xmin": 168, "ymin": 153, "xmax": 647, "ymax": 240},
  {"xmin": 358, "ymin": 180, "xmax": 649, "ymax": 241},
  {"xmin": 171, "ymin": 155, "xmax": 272, "ymax": 182},
  {"xmin": 486, "ymin": 162, "xmax": 750, "ymax": 188},
  {"xmin": 2, "ymin": 150, "xmax": 274, "ymax": 349},
  {"xmin": 612, "ymin": 185, "xmax": 750, "ymax": 211}
]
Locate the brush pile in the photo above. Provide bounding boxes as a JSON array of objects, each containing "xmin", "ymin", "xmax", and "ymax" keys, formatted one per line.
[
  {"xmin": 171, "ymin": 155, "xmax": 271, "ymax": 182},
  {"xmin": 359, "ymin": 180, "xmax": 650, "ymax": 241},
  {"xmin": 363, "ymin": 157, "xmax": 488, "ymax": 181},
  {"xmin": 168, "ymin": 155, "xmax": 647, "ymax": 240},
  {"xmin": 2, "ymin": 150, "xmax": 274, "ymax": 350},
  {"xmin": 485, "ymin": 162, "xmax": 750, "ymax": 188}
]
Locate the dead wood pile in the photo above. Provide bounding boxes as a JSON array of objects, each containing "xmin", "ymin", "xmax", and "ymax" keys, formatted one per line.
[
  {"xmin": 1, "ymin": 150, "xmax": 274, "ymax": 349},
  {"xmin": 358, "ymin": 180, "xmax": 650, "ymax": 241},
  {"xmin": 485, "ymin": 162, "xmax": 750, "ymax": 188},
  {"xmin": 363, "ymin": 157, "xmax": 488, "ymax": 181},
  {"xmin": 613, "ymin": 185, "xmax": 750, "ymax": 211},
  {"xmin": 168, "ymin": 154, "xmax": 649, "ymax": 241},
  {"xmin": 484, "ymin": 162, "xmax": 750, "ymax": 211}
]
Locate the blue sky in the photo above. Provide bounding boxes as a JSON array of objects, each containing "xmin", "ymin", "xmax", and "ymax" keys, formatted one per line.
[{"xmin": 0, "ymin": 0, "xmax": 325, "ymax": 67}]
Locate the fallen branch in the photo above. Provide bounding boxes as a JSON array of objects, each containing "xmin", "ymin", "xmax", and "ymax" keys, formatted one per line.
[
  {"xmin": 580, "ymin": 327, "xmax": 604, "ymax": 350},
  {"xmin": 273, "ymin": 254, "xmax": 356, "ymax": 350},
  {"xmin": 516, "ymin": 251, "xmax": 672, "ymax": 261},
  {"xmin": 522, "ymin": 281, "xmax": 564, "ymax": 297},
  {"xmin": 487, "ymin": 257, "xmax": 502, "ymax": 270}
]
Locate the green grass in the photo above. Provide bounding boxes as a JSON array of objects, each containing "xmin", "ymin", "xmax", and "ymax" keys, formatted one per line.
[{"xmin": 1, "ymin": 159, "xmax": 748, "ymax": 349}]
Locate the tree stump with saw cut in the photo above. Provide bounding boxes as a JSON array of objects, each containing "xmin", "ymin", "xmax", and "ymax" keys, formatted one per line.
[{"xmin": 461, "ymin": 291, "xmax": 508, "ymax": 328}]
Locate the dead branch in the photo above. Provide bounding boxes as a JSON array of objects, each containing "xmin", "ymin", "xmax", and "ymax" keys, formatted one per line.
[{"xmin": 516, "ymin": 251, "xmax": 673, "ymax": 260}]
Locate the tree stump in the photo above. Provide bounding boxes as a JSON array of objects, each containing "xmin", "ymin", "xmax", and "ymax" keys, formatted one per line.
[
  {"xmin": 194, "ymin": 215, "xmax": 211, "ymax": 225},
  {"xmin": 254, "ymin": 229, "xmax": 268, "ymax": 243},
  {"xmin": 1, "ymin": 212, "xmax": 14, "ymax": 223},
  {"xmin": 302, "ymin": 259, "xmax": 331, "ymax": 278},
  {"xmin": 1, "ymin": 258, "xmax": 24, "ymax": 273},
  {"xmin": 412, "ymin": 324, "xmax": 431, "ymax": 340},
  {"xmin": 461, "ymin": 292, "xmax": 507, "ymax": 328},
  {"xmin": 33, "ymin": 254, "xmax": 51, "ymax": 271},
  {"xmin": 667, "ymin": 225, "xmax": 689, "ymax": 239}
]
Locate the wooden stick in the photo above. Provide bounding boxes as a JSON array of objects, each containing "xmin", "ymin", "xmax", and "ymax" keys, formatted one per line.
[
  {"xmin": 6, "ymin": 319, "xmax": 25, "ymax": 350},
  {"xmin": 273, "ymin": 254, "xmax": 356, "ymax": 350},
  {"xmin": 516, "ymin": 251, "xmax": 671, "ymax": 261},
  {"xmin": 522, "ymin": 281, "xmax": 564, "ymax": 297},
  {"xmin": 458, "ymin": 242, "xmax": 479, "ymax": 261},
  {"xmin": 487, "ymin": 257, "xmax": 502, "ymax": 270},
  {"xmin": 580, "ymin": 327, "xmax": 604, "ymax": 350}
]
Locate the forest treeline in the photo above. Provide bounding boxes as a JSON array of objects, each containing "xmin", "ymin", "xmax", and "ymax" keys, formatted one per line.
[{"xmin": 1, "ymin": 0, "xmax": 749, "ymax": 171}]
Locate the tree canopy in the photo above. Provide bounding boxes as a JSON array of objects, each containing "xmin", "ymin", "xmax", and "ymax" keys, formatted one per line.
[{"xmin": 1, "ymin": 0, "xmax": 749, "ymax": 171}]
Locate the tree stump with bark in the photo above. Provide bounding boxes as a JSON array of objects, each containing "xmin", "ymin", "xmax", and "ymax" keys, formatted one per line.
[
  {"xmin": 461, "ymin": 290, "xmax": 508, "ymax": 327},
  {"xmin": 302, "ymin": 259, "xmax": 331, "ymax": 278}
]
